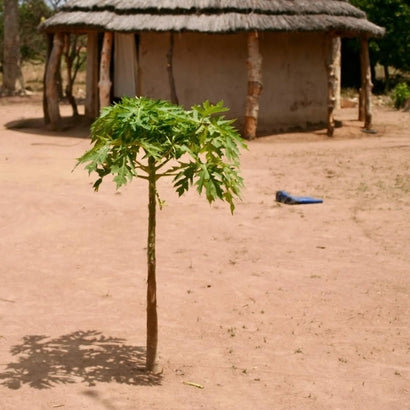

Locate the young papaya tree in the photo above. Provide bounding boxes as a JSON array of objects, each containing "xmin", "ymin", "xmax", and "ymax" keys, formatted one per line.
[{"xmin": 76, "ymin": 97, "xmax": 246, "ymax": 372}]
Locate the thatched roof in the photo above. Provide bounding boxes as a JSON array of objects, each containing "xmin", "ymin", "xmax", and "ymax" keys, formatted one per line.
[{"xmin": 40, "ymin": 0, "xmax": 384, "ymax": 37}]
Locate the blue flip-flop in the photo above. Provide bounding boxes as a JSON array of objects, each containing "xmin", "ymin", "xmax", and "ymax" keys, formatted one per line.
[{"xmin": 276, "ymin": 190, "xmax": 323, "ymax": 205}]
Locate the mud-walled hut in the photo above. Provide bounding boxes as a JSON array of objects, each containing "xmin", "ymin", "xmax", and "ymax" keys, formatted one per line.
[{"xmin": 39, "ymin": 0, "xmax": 384, "ymax": 138}]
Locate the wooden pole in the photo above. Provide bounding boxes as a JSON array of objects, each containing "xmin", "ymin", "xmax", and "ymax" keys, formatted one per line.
[
  {"xmin": 99, "ymin": 31, "xmax": 113, "ymax": 109},
  {"xmin": 85, "ymin": 31, "xmax": 99, "ymax": 119},
  {"xmin": 136, "ymin": 35, "xmax": 142, "ymax": 96},
  {"xmin": 326, "ymin": 35, "xmax": 339, "ymax": 137},
  {"xmin": 45, "ymin": 32, "xmax": 64, "ymax": 131},
  {"xmin": 43, "ymin": 33, "xmax": 53, "ymax": 124},
  {"xmin": 166, "ymin": 32, "xmax": 179, "ymax": 105},
  {"xmin": 358, "ymin": 87, "xmax": 364, "ymax": 121},
  {"xmin": 360, "ymin": 36, "xmax": 373, "ymax": 130},
  {"xmin": 358, "ymin": 37, "xmax": 365, "ymax": 122},
  {"xmin": 244, "ymin": 31, "xmax": 263, "ymax": 140},
  {"xmin": 334, "ymin": 37, "xmax": 341, "ymax": 110}
]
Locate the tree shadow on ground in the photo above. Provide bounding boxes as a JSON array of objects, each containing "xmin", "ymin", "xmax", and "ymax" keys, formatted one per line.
[
  {"xmin": 0, "ymin": 330, "xmax": 161, "ymax": 389},
  {"xmin": 4, "ymin": 115, "xmax": 92, "ymax": 138}
]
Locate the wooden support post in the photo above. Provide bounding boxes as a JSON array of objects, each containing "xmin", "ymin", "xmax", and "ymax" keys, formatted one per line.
[
  {"xmin": 136, "ymin": 35, "xmax": 142, "ymax": 96},
  {"xmin": 334, "ymin": 37, "xmax": 341, "ymax": 110},
  {"xmin": 45, "ymin": 32, "xmax": 64, "ymax": 131},
  {"xmin": 85, "ymin": 31, "xmax": 99, "ymax": 119},
  {"xmin": 43, "ymin": 33, "xmax": 53, "ymax": 124},
  {"xmin": 167, "ymin": 32, "xmax": 179, "ymax": 105},
  {"xmin": 358, "ymin": 87, "xmax": 364, "ymax": 121},
  {"xmin": 360, "ymin": 36, "xmax": 373, "ymax": 130},
  {"xmin": 244, "ymin": 31, "xmax": 263, "ymax": 140},
  {"xmin": 326, "ymin": 35, "xmax": 339, "ymax": 137},
  {"xmin": 99, "ymin": 31, "xmax": 113, "ymax": 109}
]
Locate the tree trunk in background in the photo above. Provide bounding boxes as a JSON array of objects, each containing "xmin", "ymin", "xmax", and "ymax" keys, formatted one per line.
[
  {"xmin": 383, "ymin": 65, "xmax": 390, "ymax": 92},
  {"xmin": 64, "ymin": 34, "xmax": 79, "ymax": 117},
  {"xmin": 244, "ymin": 32, "xmax": 263, "ymax": 140},
  {"xmin": 167, "ymin": 33, "xmax": 179, "ymax": 105},
  {"xmin": 99, "ymin": 32, "xmax": 113, "ymax": 108},
  {"xmin": 360, "ymin": 36, "xmax": 373, "ymax": 130},
  {"xmin": 45, "ymin": 33, "xmax": 64, "ymax": 130},
  {"xmin": 3, "ymin": 0, "xmax": 20, "ymax": 95}
]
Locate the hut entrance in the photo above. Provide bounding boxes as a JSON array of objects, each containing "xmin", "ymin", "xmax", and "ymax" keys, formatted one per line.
[{"xmin": 113, "ymin": 33, "xmax": 139, "ymax": 99}]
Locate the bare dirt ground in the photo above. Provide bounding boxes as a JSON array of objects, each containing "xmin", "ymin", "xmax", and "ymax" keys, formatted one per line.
[{"xmin": 0, "ymin": 96, "xmax": 409, "ymax": 409}]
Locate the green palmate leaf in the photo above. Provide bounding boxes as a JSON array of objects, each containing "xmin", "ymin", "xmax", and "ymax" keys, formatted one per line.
[
  {"xmin": 111, "ymin": 156, "xmax": 133, "ymax": 188},
  {"xmin": 78, "ymin": 144, "xmax": 110, "ymax": 173},
  {"xmin": 173, "ymin": 162, "xmax": 197, "ymax": 196},
  {"xmin": 192, "ymin": 100, "xmax": 230, "ymax": 117}
]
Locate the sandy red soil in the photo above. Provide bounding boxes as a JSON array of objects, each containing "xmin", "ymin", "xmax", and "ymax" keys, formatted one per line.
[{"xmin": 0, "ymin": 96, "xmax": 409, "ymax": 409}]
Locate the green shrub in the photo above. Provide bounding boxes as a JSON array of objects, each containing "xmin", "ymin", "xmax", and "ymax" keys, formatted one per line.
[{"xmin": 391, "ymin": 82, "xmax": 410, "ymax": 109}]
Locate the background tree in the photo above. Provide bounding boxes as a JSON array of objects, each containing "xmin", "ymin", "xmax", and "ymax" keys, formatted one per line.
[
  {"xmin": 1, "ymin": 0, "xmax": 85, "ymax": 105},
  {"xmin": 47, "ymin": 0, "xmax": 66, "ymax": 10},
  {"xmin": 2, "ymin": 0, "xmax": 20, "ymax": 94},
  {"xmin": 76, "ymin": 97, "xmax": 246, "ymax": 372},
  {"xmin": 347, "ymin": 0, "xmax": 410, "ymax": 90},
  {"xmin": 19, "ymin": 0, "xmax": 52, "ymax": 62},
  {"xmin": 1, "ymin": 0, "xmax": 52, "ymax": 93},
  {"xmin": 63, "ymin": 33, "xmax": 86, "ymax": 116},
  {"xmin": 46, "ymin": 0, "xmax": 86, "ymax": 114}
]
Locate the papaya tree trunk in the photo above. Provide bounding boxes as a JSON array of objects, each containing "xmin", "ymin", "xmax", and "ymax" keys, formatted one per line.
[{"xmin": 146, "ymin": 156, "xmax": 158, "ymax": 372}]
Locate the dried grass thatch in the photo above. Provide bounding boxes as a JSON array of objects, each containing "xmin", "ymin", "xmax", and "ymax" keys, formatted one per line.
[{"xmin": 40, "ymin": 0, "xmax": 384, "ymax": 37}]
